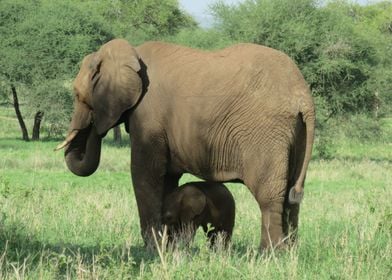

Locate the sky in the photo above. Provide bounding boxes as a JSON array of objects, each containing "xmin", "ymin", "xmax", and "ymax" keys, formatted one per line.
[
  {"xmin": 179, "ymin": 0, "xmax": 239, "ymax": 27},
  {"xmin": 179, "ymin": 0, "xmax": 381, "ymax": 28}
]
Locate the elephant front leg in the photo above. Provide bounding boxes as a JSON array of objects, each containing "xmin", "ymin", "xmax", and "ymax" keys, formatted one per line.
[
  {"xmin": 162, "ymin": 173, "xmax": 182, "ymax": 244},
  {"xmin": 131, "ymin": 142, "xmax": 170, "ymax": 247},
  {"xmin": 132, "ymin": 171, "xmax": 165, "ymax": 247}
]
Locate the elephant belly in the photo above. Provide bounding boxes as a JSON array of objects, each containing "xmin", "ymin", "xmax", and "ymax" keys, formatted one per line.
[
  {"xmin": 168, "ymin": 147, "xmax": 242, "ymax": 183},
  {"xmin": 202, "ymin": 170, "xmax": 241, "ymax": 182}
]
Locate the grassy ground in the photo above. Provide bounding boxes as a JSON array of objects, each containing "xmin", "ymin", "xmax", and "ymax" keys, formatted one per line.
[{"xmin": 0, "ymin": 106, "xmax": 391, "ymax": 279}]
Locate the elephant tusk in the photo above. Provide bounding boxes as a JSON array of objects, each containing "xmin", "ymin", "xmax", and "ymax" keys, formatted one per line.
[{"xmin": 54, "ymin": 130, "xmax": 79, "ymax": 151}]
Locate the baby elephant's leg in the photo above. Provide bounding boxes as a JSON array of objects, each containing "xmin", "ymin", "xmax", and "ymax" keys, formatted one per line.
[
  {"xmin": 171, "ymin": 223, "xmax": 197, "ymax": 247},
  {"xmin": 206, "ymin": 227, "xmax": 232, "ymax": 248}
]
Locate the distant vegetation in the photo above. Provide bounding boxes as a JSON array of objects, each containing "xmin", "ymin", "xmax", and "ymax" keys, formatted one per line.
[{"xmin": 0, "ymin": 0, "xmax": 391, "ymax": 153}]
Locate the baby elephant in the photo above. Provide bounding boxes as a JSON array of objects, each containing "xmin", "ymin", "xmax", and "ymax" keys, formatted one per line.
[{"xmin": 162, "ymin": 181, "xmax": 235, "ymax": 246}]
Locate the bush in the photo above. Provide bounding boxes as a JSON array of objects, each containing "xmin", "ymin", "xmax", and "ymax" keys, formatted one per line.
[
  {"xmin": 210, "ymin": 0, "xmax": 391, "ymax": 117},
  {"xmin": 30, "ymin": 79, "xmax": 73, "ymax": 138},
  {"xmin": 337, "ymin": 114, "xmax": 384, "ymax": 141},
  {"xmin": 167, "ymin": 28, "xmax": 235, "ymax": 50}
]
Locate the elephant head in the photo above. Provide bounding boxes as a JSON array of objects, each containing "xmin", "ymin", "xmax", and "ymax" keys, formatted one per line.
[
  {"xmin": 55, "ymin": 39, "xmax": 142, "ymax": 176},
  {"xmin": 163, "ymin": 187, "xmax": 207, "ymax": 226}
]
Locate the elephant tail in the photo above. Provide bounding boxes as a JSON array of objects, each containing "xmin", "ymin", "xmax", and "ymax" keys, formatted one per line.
[{"xmin": 288, "ymin": 103, "xmax": 315, "ymax": 204}]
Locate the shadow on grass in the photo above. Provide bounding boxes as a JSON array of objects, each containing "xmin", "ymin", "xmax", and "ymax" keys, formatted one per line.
[
  {"xmin": 0, "ymin": 136, "xmax": 131, "ymax": 148},
  {"xmin": 0, "ymin": 137, "xmax": 64, "ymax": 143},
  {"xmin": 311, "ymin": 155, "xmax": 392, "ymax": 164},
  {"xmin": 336, "ymin": 155, "xmax": 392, "ymax": 164},
  {"xmin": 0, "ymin": 222, "xmax": 263, "ymax": 263},
  {"xmin": 0, "ymin": 222, "xmax": 158, "ymax": 275}
]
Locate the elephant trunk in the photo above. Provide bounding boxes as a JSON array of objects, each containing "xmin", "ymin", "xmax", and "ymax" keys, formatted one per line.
[{"xmin": 64, "ymin": 125, "xmax": 102, "ymax": 177}]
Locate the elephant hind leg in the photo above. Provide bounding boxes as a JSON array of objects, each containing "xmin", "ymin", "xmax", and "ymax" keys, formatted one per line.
[
  {"xmin": 253, "ymin": 179, "xmax": 287, "ymax": 250},
  {"xmin": 282, "ymin": 200, "xmax": 300, "ymax": 244},
  {"xmin": 243, "ymin": 140, "xmax": 292, "ymax": 250}
]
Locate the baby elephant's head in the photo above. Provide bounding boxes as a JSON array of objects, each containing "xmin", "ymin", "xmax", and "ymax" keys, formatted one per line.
[{"xmin": 162, "ymin": 185, "xmax": 207, "ymax": 226}]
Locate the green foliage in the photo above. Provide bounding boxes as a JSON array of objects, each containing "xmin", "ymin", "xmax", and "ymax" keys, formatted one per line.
[
  {"xmin": 313, "ymin": 115, "xmax": 392, "ymax": 160},
  {"xmin": 212, "ymin": 0, "xmax": 319, "ymax": 58},
  {"xmin": 0, "ymin": 79, "xmax": 10, "ymax": 105},
  {"xmin": 0, "ymin": 0, "xmax": 115, "ymax": 136},
  {"xmin": 0, "ymin": 0, "xmax": 37, "ymax": 84},
  {"xmin": 0, "ymin": 0, "xmax": 198, "ymax": 138},
  {"xmin": 30, "ymin": 79, "xmax": 74, "ymax": 137},
  {"xmin": 356, "ymin": 1, "xmax": 392, "ymax": 117},
  {"xmin": 0, "ymin": 0, "xmax": 113, "ymax": 83},
  {"xmin": 99, "ymin": 0, "xmax": 197, "ymax": 41},
  {"xmin": 167, "ymin": 28, "xmax": 236, "ymax": 50},
  {"xmin": 211, "ymin": 0, "xmax": 392, "ymax": 119}
]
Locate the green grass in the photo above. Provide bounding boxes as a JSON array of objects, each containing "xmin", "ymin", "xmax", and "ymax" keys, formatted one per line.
[{"xmin": 1, "ymin": 107, "xmax": 391, "ymax": 279}]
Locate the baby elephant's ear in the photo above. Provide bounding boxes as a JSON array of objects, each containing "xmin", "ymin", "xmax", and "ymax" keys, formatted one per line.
[{"xmin": 180, "ymin": 189, "xmax": 206, "ymax": 223}]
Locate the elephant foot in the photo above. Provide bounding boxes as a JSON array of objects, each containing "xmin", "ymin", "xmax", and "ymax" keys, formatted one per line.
[
  {"xmin": 259, "ymin": 201, "xmax": 288, "ymax": 251},
  {"xmin": 259, "ymin": 230, "xmax": 299, "ymax": 254},
  {"xmin": 163, "ymin": 224, "xmax": 196, "ymax": 249},
  {"xmin": 259, "ymin": 241, "xmax": 290, "ymax": 257}
]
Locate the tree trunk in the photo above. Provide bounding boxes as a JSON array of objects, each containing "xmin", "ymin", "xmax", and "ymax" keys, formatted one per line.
[
  {"xmin": 32, "ymin": 111, "xmax": 44, "ymax": 141},
  {"xmin": 11, "ymin": 84, "xmax": 29, "ymax": 141},
  {"xmin": 113, "ymin": 125, "xmax": 122, "ymax": 145}
]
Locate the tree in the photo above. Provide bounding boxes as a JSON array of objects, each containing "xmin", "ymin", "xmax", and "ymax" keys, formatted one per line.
[
  {"xmin": 210, "ymin": 0, "xmax": 391, "ymax": 118},
  {"xmin": 101, "ymin": 0, "xmax": 197, "ymax": 40},
  {"xmin": 0, "ymin": 0, "xmax": 37, "ymax": 140},
  {"xmin": 168, "ymin": 28, "xmax": 235, "ymax": 50},
  {"xmin": 10, "ymin": 84, "xmax": 29, "ymax": 141},
  {"xmin": 354, "ymin": 1, "xmax": 392, "ymax": 116},
  {"xmin": 0, "ymin": 0, "xmax": 198, "ymax": 140},
  {"xmin": 0, "ymin": 0, "xmax": 114, "ymax": 140}
]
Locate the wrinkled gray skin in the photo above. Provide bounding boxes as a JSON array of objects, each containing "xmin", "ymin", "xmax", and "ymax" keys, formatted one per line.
[
  {"xmin": 162, "ymin": 182, "xmax": 235, "ymax": 246},
  {"xmin": 60, "ymin": 39, "xmax": 315, "ymax": 250}
]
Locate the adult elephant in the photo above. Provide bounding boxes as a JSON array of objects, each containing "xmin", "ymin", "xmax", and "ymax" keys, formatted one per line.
[{"xmin": 56, "ymin": 39, "xmax": 315, "ymax": 250}]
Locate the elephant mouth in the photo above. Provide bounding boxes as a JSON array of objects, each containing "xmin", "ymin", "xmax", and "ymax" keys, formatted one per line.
[{"xmin": 54, "ymin": 130, "xmax": 80, "ymax": 151}]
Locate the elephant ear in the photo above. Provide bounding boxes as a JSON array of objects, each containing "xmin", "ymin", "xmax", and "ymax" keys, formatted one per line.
[
  {"xmin": 91, "ymin": 39, "xmax": 142, "ymax": 135},
  {"xmin": 180, "ymin": 187, "xmax": 206, "ymax": 223}
]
